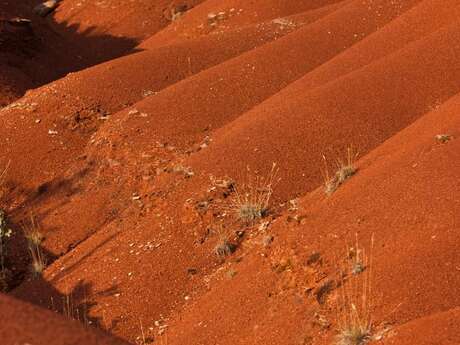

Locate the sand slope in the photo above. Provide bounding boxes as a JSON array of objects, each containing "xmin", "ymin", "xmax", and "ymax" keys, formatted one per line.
[{"xmin": 1, "ymin": 0, "xmax": 459, "ymax": 344}]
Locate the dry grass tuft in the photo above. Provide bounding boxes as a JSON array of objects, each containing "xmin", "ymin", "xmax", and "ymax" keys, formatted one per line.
[
  {"xmin": 23, "ymin": 215, "xmax": 46, "ymax": 276},
  {"xmin": 165, "ymin": 4, "xmax": 188, "ymax": 21},
  {"xmin": 335, "ymin": 234, "xmax": 374, "ymax": 345},
  {"xmin": 214, "ymin": 227, "xmax": 235, "ymax": 257},
  {"xmin": 229, "ymin": 163, "xmax": 278, "ymax": 223},
  {"xmin": 50, "ymin": 293, "xmax": 92, "ymax": 327},
  {"xmin": 323, "ymin": 147, "xmax": 358, "ymax": 196},
  {"xmin": 63, "ymin": 294, "xmax": 91, "ymax": 325}
]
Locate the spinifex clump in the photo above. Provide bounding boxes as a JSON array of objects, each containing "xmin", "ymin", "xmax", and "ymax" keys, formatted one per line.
[
  {"xmin": 230, "ymin": 163, "xmax": 278, "ymax": 223},
  {"xmin": 323, "ymin": 147, "xmax": 358, "ymax": 196}
]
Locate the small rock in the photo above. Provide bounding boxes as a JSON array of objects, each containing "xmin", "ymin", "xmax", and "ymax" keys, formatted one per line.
[
  {"xmin": 262, "ymin": 234, "xmax": 274, "ymax": 247},
  {"xmin": 236, "ymin": 230, "xmax": 245, "ymax": 238},
  {"xmin": 226, "ymin": 268, "xmax": 237, "ymax": 279},
  {"xmin": 187, "ymin": 268, "xmax": 198, "ymax": 275},
  {"xmin": 435, "ymin": 134, "xmax": 453, "ymax": 143},
  {"xmin": 142, "ymin": 90, "xmax": 155, "ymax": 97},
  {"xmin": 34, "ymin": 0, "xmax": 58, "ymax": 17}
]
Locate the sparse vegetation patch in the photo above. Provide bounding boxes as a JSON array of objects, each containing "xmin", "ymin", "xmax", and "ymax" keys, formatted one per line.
[
  {"xmin": 229, "ymin": 163, "xmax": 278, "ymax": 223},
  {"xmin": 214, "ymin": 227, "xmax": 235, "ymax": 257},
  {"xmin": 23, "ymin": 216, "xmax": 46, "ymax": 277},
  {"xmin": 335, "ymin": 235, "xmax": 374, "ymax": 345},
  {"xmin": 323, "ymin": 147, "xmax": 358, "ymax": 196}
]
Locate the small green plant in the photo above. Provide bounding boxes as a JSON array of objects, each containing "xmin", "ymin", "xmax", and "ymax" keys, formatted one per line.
[
  {"xmin": 230, "ymin": 163, "xmax": 278, "ymax": 223},
  {"xmin": 23, "ymin": 216, "xmax": 46, "ymax": 276},
  {"xmin": 335, "ymin": 234, "xmax": 374, "ymax": 345},
  {"xmin": 323, "ymin": 147, "xmax": 358, "ymax": 196}
]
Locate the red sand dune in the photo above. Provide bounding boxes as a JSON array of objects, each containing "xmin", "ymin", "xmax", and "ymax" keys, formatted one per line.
[{"xmin": 0, "ymin": 0, "xmax": 459, "ymax": 344}]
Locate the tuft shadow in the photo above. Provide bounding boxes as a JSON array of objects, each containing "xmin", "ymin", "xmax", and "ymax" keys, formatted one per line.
[
  {"xmin": 4, "ymin": 164, "xmax": 93, "ymax": 219},
  {"xmin": 0, "ymin": 164, "xmax": 94, "ymax": 288},
  {"xmin": 46, "ymin": 18, "xmax": 142, "ymax": 71},
  {"xmin": 8, "ymin": 217, "xmax": 122, "ymax": 333},
  {"xmin": 14, "ymin": 276, "xmax": 122, "ymax": 332}
]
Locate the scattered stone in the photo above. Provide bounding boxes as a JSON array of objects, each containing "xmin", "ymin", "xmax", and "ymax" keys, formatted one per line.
[
  {"xmin": 258, "ymin": 221, "xmax": 270, "ymax": 232},
  {"xmin": 306, "ymin": 252, "xmax": 321, "ymax": 266},
  {"xmin": 313, "ymin": 312, "xmax": 331, "ymax": 330},
  {"xmin": 435, "ymin": 134, "xmax": 453, "ymax": 143},
  {"xmin": 187, "ymin": 267, "xmax": 198, "ymax": 275},
  {"xmin": 261, "ymin": 234, "xmax": 274, "ymax": 247},
  {"xmin": 272, "ymin": 17, "xmax": 296, "ymax": 29},
  {"xmin": 5, "ymin": 18, "xmax": 32, "ymax": 32},
  {"xmin": 142, "ymin": 90, "xmax": 155, "ymax": 97},
  {"xmin": 173, "ymin": 164, "xmax": 194, "ymax": 178},
  {"xmin": 34, "ymin": 0, "xmax": 59, "ymax": 17},
  {"xmin": 351, "ymin": 261, "xmax": 365, "ymax": 275},
  {"xmin": 273, "ymin": 258, "xmax": 292, "ymax": 273},
  {"xmin": 288, "ymin": 198, "xmax": 299, "ymax": 211},
  {"xmin": 207, "ymin": 12, "xmax": 217, "ymax": 21},
  {"xmin": 286, "ymin": 214, "xmax": 300, "ymax": 223},
  {"xmin": 225, "ymin": 268, "xmax": 237, "ymax": 279}
]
